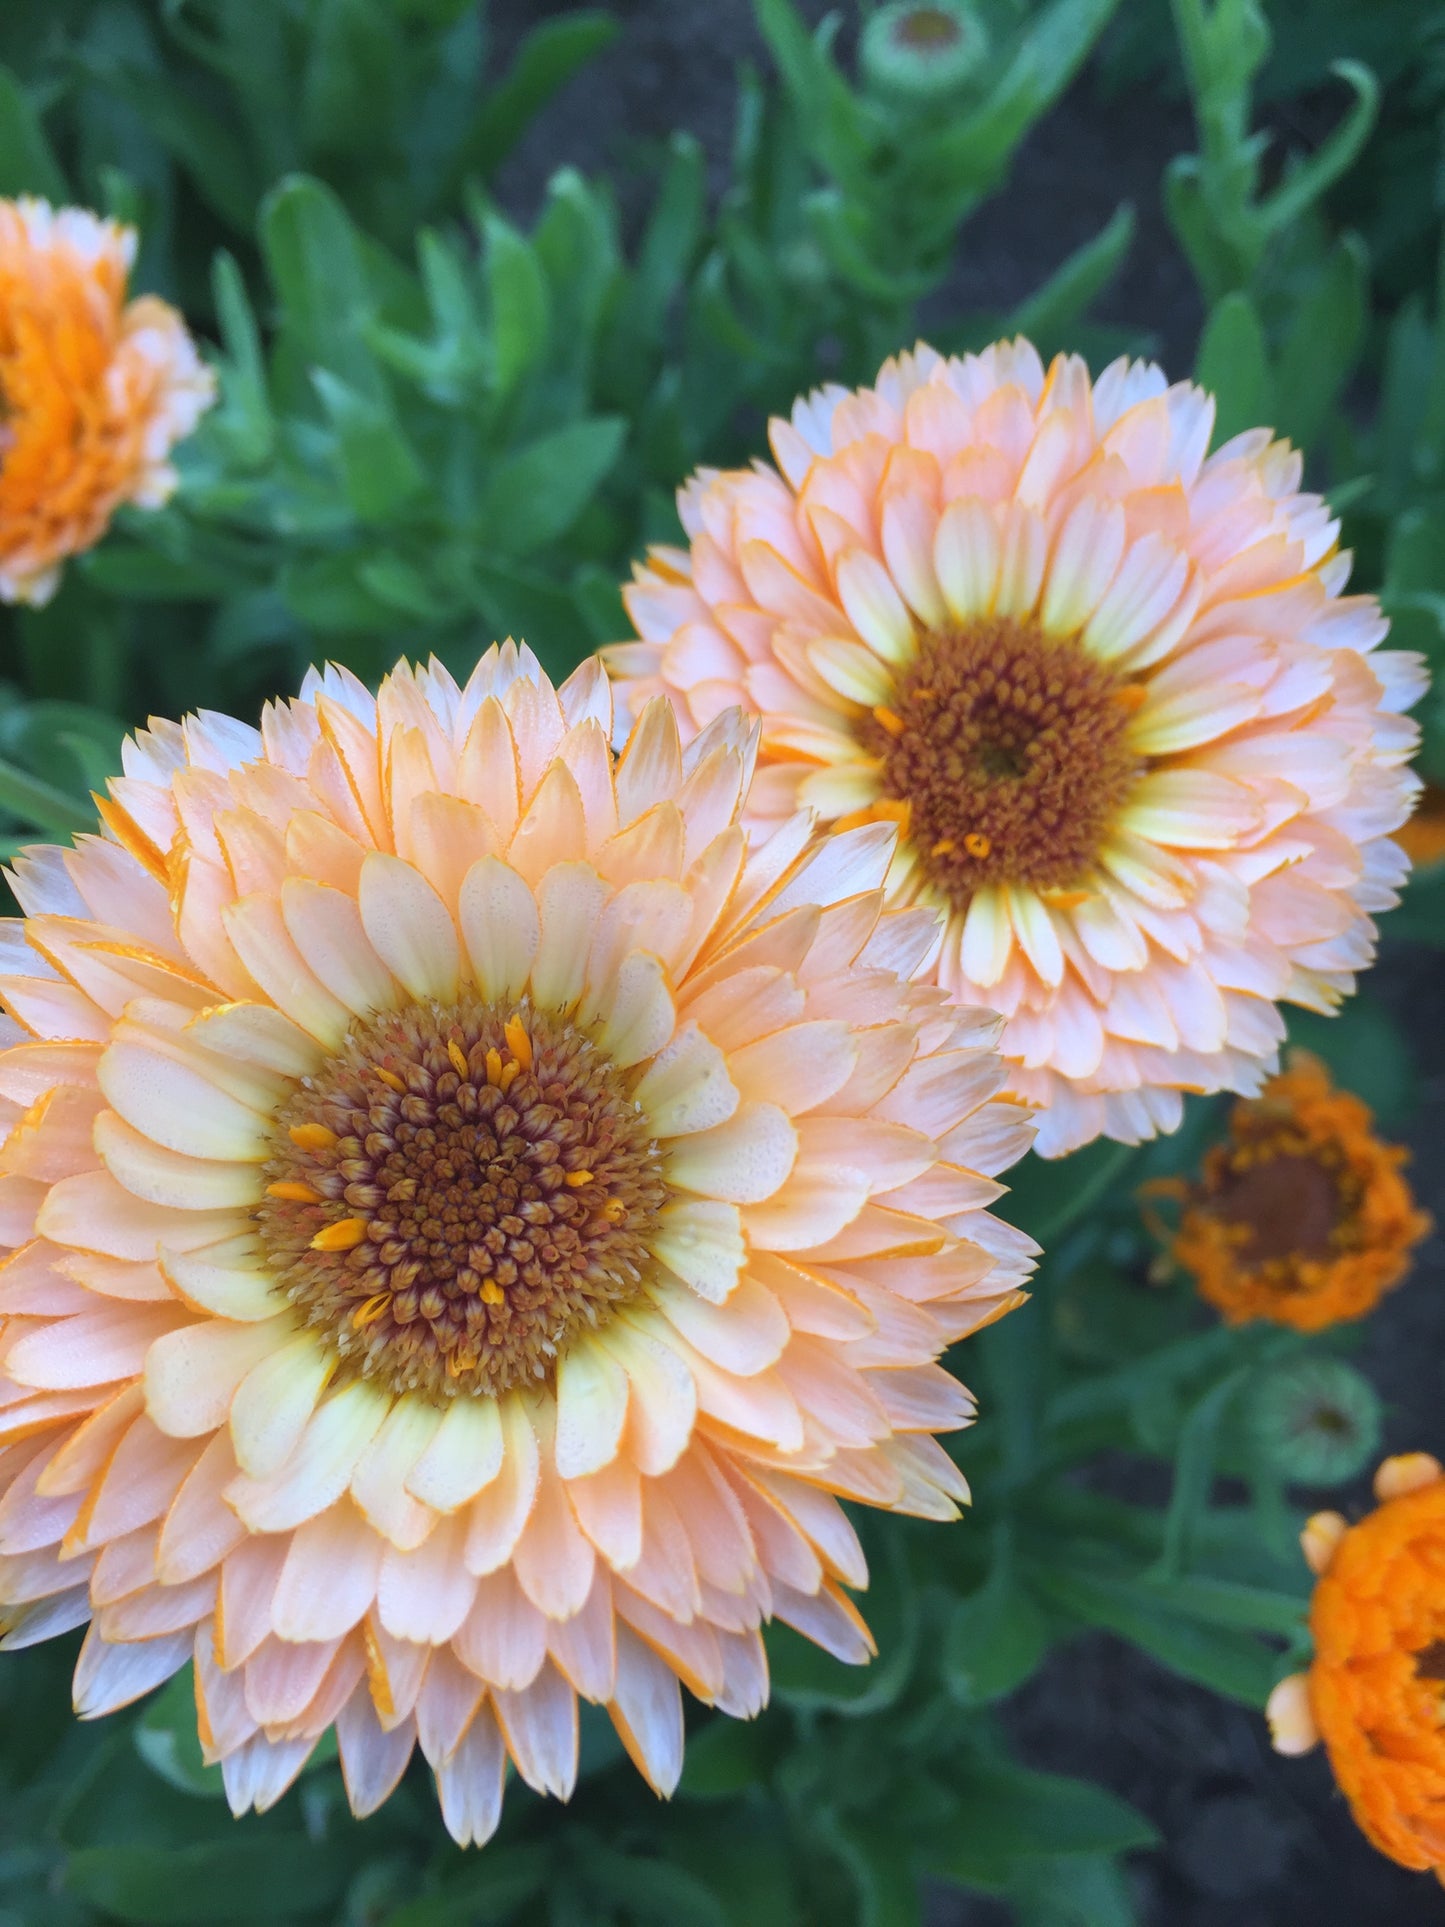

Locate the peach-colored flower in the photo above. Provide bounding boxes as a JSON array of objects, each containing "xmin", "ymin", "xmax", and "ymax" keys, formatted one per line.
[
  {"xmin": 606, "ymin": 340, "xmax": 1425, "ymax": 1155},
  {"xmin": 0, "ymin": 198, "xmax": 214, "ymax": 607},
  {"xmin": 0, "ymin": 646, "xmax": 1035, "ymax": 1844},
  {"xmin": 1269, "ymin": 1453, "xmax": 1445, "ymax": 1884}
]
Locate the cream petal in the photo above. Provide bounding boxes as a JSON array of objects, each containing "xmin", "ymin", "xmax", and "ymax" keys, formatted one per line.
[
  {"xmin": 158, "ymin": 1247, "xmax": 279, "ymax": 1322},
  {"xmin": 934, "ymin": 497, "xmax": 1001, "ymax": 620},
  {"xmin": 960, "ymin": 887, "xmax": 1012, "ymax": 988},
  {"xmin": 835, "ymin": 548, "xmax": 916, "ymax": 663},
  {"xmin": 180, "ymin": 1003, "xmax": 322, "ymax": 1081},
  {"xmin": 229, "ymin": 1333, "xmax": 335, "ymax": 1479},
  {"xmin": 651, "ymin": 1197, "xmax": 745, "ymax": 1305},
  {"xmin": 270, "ymin": 1501, "xmax": 382, "ymax": 1641},
  {"xmin": 1040, "ymin": 496, "xmax": 1125, "ymax": 636},
  {"xmin": 336, "ymin": 1694, "xmax": 416, "ymax": 1818},
  {"xmin": 94, "ymin": 1113, "xmax": 263, "ymax": 1212},
  {"xmin": 377, "ymin": 1511, "xmax": 476, "ymax": 1643},
  {"xmin": 97, "ymin": 1043, "xmax": 269, "ymax": 1163},
  {"xmin": 512, "ymin": 1454, "xmax": 596, "ymax": 1620},
  {"xmin": 880, "ymin": 484, "xmax": 946, "ymax": 628},
  {"xmin": 5, "ymin": 1300, "xmax": 181, "ymax": 1392},
  {"xmin": 220, "ymin": 895, "xmax": 352, "ymax": 1046},
  {"xmin": 1121, "ymin": 770, "xmax": 1262, "ymax": 849},
  {"xmin": 405, "ymin": 1394, "xmax": 504, "ymax": 1512},
  {"xmin": 227, "ymin": 1379, "xmax": 390, "ymax": 1532},
  {"xmin": 351, "ymin": 1397, "xmax": 443, "ymax": 1551},
  {"xmin": 609, "ymin": 1624, "xmax": 684, "ymax": 1795},
  {"xmin": 144, "ymin": 1316, "xmax": 290, "ymax": 1437},
  {"xmin": 653, "ymin": 1274, "xmax": 789, "ymax": 1376},
  {"xmin": 463, "ymin": 1395, "xmax": 539, "ymax": 1574},
  {"xmin": 631, "ymin": 1023, "xmax": 739, "ymax": 1137},
  {"xmin": 492, "ymin": 1663, "xmax": 579, "ymax": 1799},
  {"xmin": 457, "ymin": 857, "xmax": 540, "ymax": 1003},
  {"xmin": 554, "ymin": 1340, "xmax": 630, "ymax": 1481},
  {"xmin": 434, "ymin": 1702, "xmax": 505, "ymax": 1847},
  {"xmin": 73, "ymin": 1623, "xmax": 192, "ymax": 1718},
  {"xmin": 454, "ymin": 1567, "xmax": 547, "ymax": 1689},
  {"xmin": 726, "ymin": 1020, "xmax": 859, "ymax": 1114},
  {"xmin": 666, "ymin": 1101, "xmax": 797, "ymax": 1203},
  {"xmin": 279, "ymin": 879, "xmax": 398, "ymax": 1017},
  {"xmin": 358, "ymin": 853, "xmax": 460, "ymax": 1004},
  {"xmin": 530, "ymin": 862, "xmax": 609, "ymax": 1013},
  {"xmin": 1005, "ymin": 888, "xmax": 1065, "ymax": 987},
  {"xmin": 595, "ymin": 1318, "xmax": 697, "ymax": 1477},
  {"xmin": 155, "ymin": 1430, "xmax": 247, "ymax": 1584},
  {"xmin": 593, "ymin": 952, "xmax": 675, "ymax": 1068}
]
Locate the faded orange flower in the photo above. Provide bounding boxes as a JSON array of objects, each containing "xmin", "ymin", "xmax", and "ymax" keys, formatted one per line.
[
  {"xmin": 0, "ymin": 647, "xmax": 1035, "ymax": 1844},
  {"xmin": 1269, "ymin": 1454, "xmax": 1445, "ymax": 1884},
  {"xmin": 606, "ymin": 341, "xmax": 1424, "ymax": 1155},
  {"xmin": 1165, "ymin": 1051, "xmax": 1430, "ymax": 1331},
  {"xmin": 0, "ymin": 198, "xmax": 213, "ymax": 607}
]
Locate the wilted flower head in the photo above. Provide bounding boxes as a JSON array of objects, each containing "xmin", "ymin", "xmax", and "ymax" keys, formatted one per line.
[
  {"xmin": 1166, "ymin": 1052, "xmax": 1430, "ymax": 1332},
  {"xmin": 1269, "ymin": 1453, "xmax": 1445, "ymax": 1884},
  {"xmin": 0, "ymin": 646, "xmax": 1035, "ymax": 1843},
  {"xmin": 607, "ymin": 340, "xmax": 1425, "ymax": 1155},
  {"xmin": 0, "ymin": 198, "xmax": 214, "ymax": 607}
]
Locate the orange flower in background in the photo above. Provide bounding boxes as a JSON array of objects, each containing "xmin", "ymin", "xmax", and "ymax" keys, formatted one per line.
[
  {"xmin": 1167, "ymin": 1051, "xmax": 1430, "ymax": 1331},
  {"xmin": 0, "ymin": 198, "xmax": 213, "ymax": 607},
  {"xmin": 0, "ymin": 646, "xmax": 1036, "ymax": 1844},
  {"xmin": 606, "ymin": 340, "xmax": 1424, "ymax": 1155},
  {"xmin": 1268, "ymin": 1454, "xmax": 1445, "ymax": 1884},
  {"xmin": 1397, "ymin": 783, "xmax": 1445, "ymax": 870}
]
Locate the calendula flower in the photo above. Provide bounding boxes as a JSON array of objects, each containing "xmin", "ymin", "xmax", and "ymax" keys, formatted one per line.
[
  {"xmin": 607, "ymin": 341, "xmax": 1424, "ymax": 1155},
  {"xmin": 1268, "ymin": 1453, "xmax": 1445, "ymax": 1884},
  {"xmin": 1165, "ymin": 1052, "xmax": 1430, "ymax": 1332},
  {"xmin": 0, "ymin": 646, "xmax": 1035, "ymax": 1844},
  {"xmin": 1398, "ymin": 783, "xmax": 1445, "ymax": 869},
  {"xmin": 0, "ymin": 197, "xmax": 213, "ymax": 607}
]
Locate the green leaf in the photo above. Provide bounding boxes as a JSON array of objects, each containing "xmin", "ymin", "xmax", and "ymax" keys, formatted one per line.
[
  {"xmin": 945, "ymin": 1556, "xmax": 1052, "ymax": 1705},
  {"xmin": 1153, "ymin": 1366, "xmax": 1251, "ymax": 1580},
  {"xmin": 476, "ymin": 418, "xmax": 626, "ymax": 557},
  {"xmin": 1274, "ymin": 235, "xmax": 1368, "ymax": 451},
  {"xmin": 0, "ymin": 756, "xmax": 95, "ymax": 836},
  {"xmin": 63, "ymin": 1837, "xmax": 352, "ymax": 1923},
  {"xmin": 485, "ymin": 214, "xmax": 551, "ymax": 397},
  {"xmin": 586, "ymin": 1847, "xmax": 730, "ymax": 1927},
  {"xmin": 260, "ymin": 175, "xmax": 385, "ymax": 397},
  {"xmin": 677, "ymin": 1715, "xmax": 771, "ymax": 1799},
  {"xmin": 134, "ymin": 1669, "xmax": 223, "ymax": 1800},
  {"xmin": 1032, "ymin": 1567, "xmax": 1277, "ymax": 1703},
  {"xmin": 1257, "ymin": 59, "xmax": 1379, "ymax": 239},
  {"xmin": 1002, "ymin": 1138, "xmax": 1140, "ymax": 1247},
  {"xmin": 311, "ymin": 370, "xmax": 426, "ymax": 522},
  {"xmin": 922, "ymin": 1760, "xmax": 1156, "ymax": 1888},
  {"xmin": 1195, "ymin": 291, "xmax": 1272, "ymax": 442},
  {"xmin": 768, "ymin": 1525, "xmax": 917, "ymax": 1715},
  {"xmin": 444, "ymin": 12, "xmax": 618, "ymax": 190},
  {"xmin": 381, "ymin": 1847, "xmax": 549, "ymax": 1926},
  {"xmin": 0, "ymin": 65, "xmax": 67, "ymax": 199}
]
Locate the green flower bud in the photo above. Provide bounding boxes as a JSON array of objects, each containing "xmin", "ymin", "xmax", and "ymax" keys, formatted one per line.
[
  {"xmin": 859, "ymin": 1, "xmax": 989, "ymax": 106},
  {"xmin": 1247, "ymin": 1356, "xmax": 1382, "ymax": 1486}
]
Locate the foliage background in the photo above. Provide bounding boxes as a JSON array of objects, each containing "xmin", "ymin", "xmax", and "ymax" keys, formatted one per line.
[{"xmin": 0, "ymin": 1, "xmax": 1444, "ymax": 1922}]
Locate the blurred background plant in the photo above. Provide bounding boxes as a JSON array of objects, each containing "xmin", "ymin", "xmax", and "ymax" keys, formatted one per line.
[{"xmin": 0, "ymin": 1, "xmax": 1441, "ymax": 1922}]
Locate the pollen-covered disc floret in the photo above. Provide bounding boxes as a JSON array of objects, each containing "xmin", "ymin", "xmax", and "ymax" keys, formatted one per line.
[
  {"xmin": 606, "ymin": 338, "xmax": 1426, "ymax": 1154},
  {"xmin": 0, "ymin": 646, "xmax": 1035, "ymax": 1848},
  {"xmin": 1167, "ymin": 1051, "xmax": 1430, "ymax": 1332},
  {"xmin": 1268, "ymin": 1455, "xmax": 1445, "ymax": 1884},
  {"xmin": 0, "ymin": 198, "xmax": 214, "ymax": 607},
  {"xmin": 259, "ymin": 1000, "xmax": 667, "ymax": 1401}
]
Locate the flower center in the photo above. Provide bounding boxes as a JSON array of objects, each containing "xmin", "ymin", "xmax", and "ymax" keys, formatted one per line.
[
  {"xmin": 255, "ymin": 1000, "xmax": 667, "ymax": 1403},
  {"xmin": 894, "ymin": 5, "xmax": 965, "ymax": 49},
  {"xmin": 1211, "ymin": 1150, "xmax": 1341, "ymax": 1268},
  {"xmin": 864, "ymin": 617, "xmax": 1140, "ymax": 898}
]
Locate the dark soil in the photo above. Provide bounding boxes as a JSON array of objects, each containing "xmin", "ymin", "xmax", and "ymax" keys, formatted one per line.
[{"xmin": 487, "ymin": 4, "xmax": 1445, "ymax": 1920}]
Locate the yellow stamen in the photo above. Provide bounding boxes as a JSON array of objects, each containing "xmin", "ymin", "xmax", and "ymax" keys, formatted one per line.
[
  {"xmin": 565, "ymin": 1169, "xmax": 594, "ymax": 1188},
  {"xmin": 480, "ymin": 1279, "xmax": 505, "ymax": 1306},
  {"xmin": 288, "ymin": 1122, "xmax": 337, "ymax": 1152},
  {"xmin": 602, "ymin": 1198, "xmax": 627, "ymax": 1224},
  {"xmin": 872, "ymin": 798, "xmax": 911, "ymax": 827},
  {"xmin": 930, "ymin": 837, "xmax": 957, "ymax": 857},
  {"xmin": 485, "ymin": 1047, "xmax": 504, "ymax": 1087},
  {"xmin": 352, "ymin": 1293, "xmax": 391, "ymax": 1330},
  {"xmin": 267, "ymin": 1180, "xmax": 323, "ymax": 1204},
  {"xmin": 447, "ymin": 1037, "xmax": 469, "ymax": 1078},
  {"xmin": 963, "ymin": 832, "xmax": 992, "ymax": 860},
  {"xmin": 311, "ymin": 1217, "xmax": 370, "ymax": 1252},
  {"xmin": 505, "ymin": 1014, "xmax": 533, "ymax": 1070},
  {"xmin": 1043, "ymin": 889, "xmax": 1092, "ymax": 910},
  {"xmin": 872, "ymin": 705, "xmax": 906, "ymax": 738},
  {"xmin": 1113, "ymin": 683, "xmax": 1148, "ymax": 712},
  {"xmin": 499, "ymin": 1059, "xmax": 521, "ymax": 1092},
  {"xmin": 375, "ymin": 1067, "xmax": 407, "ymax": 1094}
]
